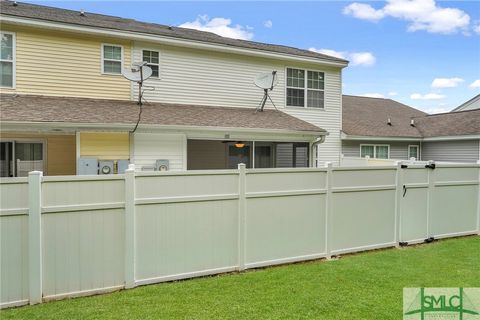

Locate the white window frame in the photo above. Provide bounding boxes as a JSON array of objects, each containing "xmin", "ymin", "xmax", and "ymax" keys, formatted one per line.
[
  {"xmin": 360, "ymin": 144, "xmax": 390, "ymax": 159},
  {"xmin": 101, "ymin": 43, "xmax": 123, "ymax": 75},
  {"xmin": 0, "ymin": 31, "xmax": 16, "ymax": 89},
  {"xmin": 141, "ymin": 49, "xmax": 160, "ymax": 79},
  {"xmin": 285, "ymin": 66, "xmax": 325, "ymax": 109},
  {"xmin": 408, "ymin": 145, "xmax": 420, "ymax": 160}
]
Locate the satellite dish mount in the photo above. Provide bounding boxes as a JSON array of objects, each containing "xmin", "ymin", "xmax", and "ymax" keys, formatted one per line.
[
  {"xmin": 123, "ymin": 62, "xmax": 153, "ymax": 106},
  {"xmin": 254, "ymin": 71, "xmax": 278, "ymax": 112}
]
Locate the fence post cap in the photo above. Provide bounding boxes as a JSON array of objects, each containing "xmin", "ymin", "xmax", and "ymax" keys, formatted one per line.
[
  {"xmin": 28, "ymin": 171, "xmax": 43, "ymax": 176},
  {"xmin": 127, "ymin": 164, "xmax": 136, "ymax": 171},
  {"xmin": 238, "ymin": 163, "xmax": 246, "ymax": 169},
  {"xmin": 325, "ymin": 162, "xmax": 333, "ymax": 168}
]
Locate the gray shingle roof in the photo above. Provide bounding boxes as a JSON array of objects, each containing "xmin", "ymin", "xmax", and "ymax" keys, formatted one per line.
[
  {"xmin": 0, "ymin": 0, "xmax": 348, "ymax": 65},
  {"xmin": 414, "ymin": 109, "xmax": 480, "ymax": 137},
  {"xmin": 342, "ymin": 95, "xmax": 480, "ymax": 138},
  {"xmin": 0, "ymin": 94, "xmax": 326, "ymax": 134},
  {"xmin": 342, "ymin": 95, "xmax": 426, "ymax": 138}
]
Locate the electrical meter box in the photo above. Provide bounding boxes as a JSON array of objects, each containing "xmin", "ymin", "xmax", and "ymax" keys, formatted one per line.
[
  {"xmin": 155, "ymin": 159, "xmax": 170, "ymax": 171},
  {"xmin": 77, "ymin": 158, "xmax": 98, "ymax": 175},
  {"xmin": 99, "ymin": 160, "xmax": 114, "ymax": 175}
]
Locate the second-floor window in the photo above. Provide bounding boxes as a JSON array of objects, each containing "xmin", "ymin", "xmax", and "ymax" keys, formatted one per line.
[
  {"xmin": 142, "ymin": 50, "xmax": 159, "ymax": 78},
  {"xmin": 102, "ymin": 44, "xmax": 123, "ymax": 74},
  {"xmin": 286, "ymin": 68, "xmax": 324, "ymax": 108},
  {"xmin": 1, "ymin": 32, "xmax": 15, "ymax": 88}
]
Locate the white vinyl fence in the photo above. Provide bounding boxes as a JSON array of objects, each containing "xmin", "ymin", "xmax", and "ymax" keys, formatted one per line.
[{"xmin": 0, "ymin": 163, "xmax": 479, "ymax": 308}]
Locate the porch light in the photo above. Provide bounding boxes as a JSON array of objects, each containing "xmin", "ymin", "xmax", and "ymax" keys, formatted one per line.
[{"xmin": 234, "ymin": 142, "xmax": 245, "ymax": 148}]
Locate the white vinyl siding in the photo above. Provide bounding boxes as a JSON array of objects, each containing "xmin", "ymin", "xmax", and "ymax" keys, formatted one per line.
[
  {"xmin": 133, "ymin": 133, "xmax": 186, "ymax": 171},
  {"xmin": 131, "ymin": 43, "xmax": 342, "ymax": 165},
  {"xmin": 102, "ymin": 44, "xmax": 123, "ymax": 74},
  {"xmin": 0, "ymin": 32, "xmax": 15, "ymax": 88},
  {"xmin": 421, "ymin": 140, "xmax": 480, "ymax": 163}
]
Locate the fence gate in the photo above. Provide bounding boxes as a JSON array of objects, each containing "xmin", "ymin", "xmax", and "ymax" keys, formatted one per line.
[{"xmin": 399, "ymin": 163, "xmax": 479, "ymax": 245}]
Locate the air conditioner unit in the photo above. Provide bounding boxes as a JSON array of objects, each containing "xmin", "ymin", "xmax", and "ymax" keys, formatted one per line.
[
  {"xmin": 155, "ymin": 159, "xmax": 170, "ymax": 171},
  {"xmin": 99, "ymin": 160, "xmax": 114, "ymax": 175}
]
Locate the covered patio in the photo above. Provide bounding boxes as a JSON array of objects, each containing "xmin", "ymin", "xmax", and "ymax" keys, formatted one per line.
[{"xmin": 0, "ymin": 93, "xmax": 327, "ymax": 175}]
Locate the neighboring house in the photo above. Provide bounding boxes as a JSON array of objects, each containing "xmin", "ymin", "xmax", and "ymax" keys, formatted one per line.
[
  {"xmin": 451, "ymin": 94, "xmax": 480, "ymax": 112},
  {"xmin": 0, "ymin": 0, "xmax": 348, "ymax": 176},
  {"xmin": 342, "ymin": 95, "xmax": 480, "ymax": 163}
]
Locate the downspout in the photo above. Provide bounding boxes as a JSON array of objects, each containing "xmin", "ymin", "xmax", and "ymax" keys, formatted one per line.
[{"xmin": 311, "ymin": 136, "xmax": 326, "ymax": 168}]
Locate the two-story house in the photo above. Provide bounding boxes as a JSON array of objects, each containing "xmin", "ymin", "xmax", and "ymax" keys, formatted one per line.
[{"xmin": 0, "ymin": 0, "xmax": 348, "ymax": 176}]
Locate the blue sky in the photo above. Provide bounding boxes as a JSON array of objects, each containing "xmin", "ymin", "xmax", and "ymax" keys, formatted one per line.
[{"xmin": 26, "ymin": 0, "xmax": 480, "ymax": 113}]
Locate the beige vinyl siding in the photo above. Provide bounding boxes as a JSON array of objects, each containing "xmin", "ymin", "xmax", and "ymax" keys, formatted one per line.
[
  {"xmin": 132, "ymin": 43, "xmax": 343, "ymax": 165},
  {"xmin": 0, "ymin": 24, "xmax": 131, "ymax": 99},
  {"xmin": 421, "ymin": 140, "xmax": 480, "ymax": 163},
  {"xmin": 341, "ymin": 140, "xmax": 420, "ymax": 160},
  {"xmin": 80, "ymin": 132, "xmax": 130, "ymax": 160}
]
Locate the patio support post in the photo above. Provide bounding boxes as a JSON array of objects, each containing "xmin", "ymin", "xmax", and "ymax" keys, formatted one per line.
[
  {"xmin": 28, "ymin": 171, "xmax": 43, "ymax": 305},
  {"xmin": 125, "ymin": 164, "xmax": 136, "ymax": 289},
  {"xmin": 237, "ymin": 163, "xmax": 246, "ymax": 271},
  {"xmin": 325, "ymin": 162, "xmax": 333, "ymax": 259},
  {"xmin": 394, "ymin": 162, "xmax": 403, "ymax": 247}
]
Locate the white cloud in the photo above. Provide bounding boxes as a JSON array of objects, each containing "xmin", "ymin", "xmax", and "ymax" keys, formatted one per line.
[
  {"xmin": 431, "ymin": 77, "xmax": 464, "ymax": 88},
  {"xmin": 388, "ymin": 91, "xmax": 398, "ymax": 96},
  {"xmin": 179, "ymin": 15, "xmax": 253, "ymax": 40},
  {"xmin": 410, "ymin": 93, "xmax": 445, "ymax": 100},
  {"xmin": 349, "ymin": 52, "xmax": 376, "ymax": 66},
  {"xmin": 309, "ymin": 48, "xmax": 376, "ymax": 66},
  {"xmin": 474, "ymin": 22, "xmax": 480, "ymax": 34},
  {"xmin": 343, "ymin": 0, "xmax": 470, "ymax": 34},
  {"xmin": 469, "ymin": 80, "xmax": 480, "ymax": 89},
  {"xmin": 362, "ymin": 93, "xmax": 385, "ymax": 98},
  {"xmin": 343, "ymin": 3, "xmax": 385, "ymax": 22},
  {"xmin": 263, "ymin": 20, "xmax": 273, "ymax": 28}
]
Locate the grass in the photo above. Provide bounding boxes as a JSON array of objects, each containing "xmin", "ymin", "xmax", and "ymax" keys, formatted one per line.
[{"xmin": 2, "ymin": 236, "xmax": 479, "ymax": 320}]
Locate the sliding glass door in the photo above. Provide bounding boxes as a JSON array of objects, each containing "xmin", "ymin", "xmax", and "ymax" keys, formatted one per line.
[{"xmin": 0, "ymin": 141, "xmax": 45, "ymax": 177}]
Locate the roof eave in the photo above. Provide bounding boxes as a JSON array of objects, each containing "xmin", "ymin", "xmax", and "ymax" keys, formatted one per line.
[
  {"xmin": 0, "ymin": 15, "xmax": 349, "ymax": 68},
  {"xmin": 0, "ymin": 121, "xmax": 328, "ymax": 137}
]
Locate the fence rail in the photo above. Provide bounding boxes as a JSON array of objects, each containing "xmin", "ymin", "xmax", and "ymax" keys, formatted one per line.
[{"xmin": 1, "ymin": 162, "xmax": 479, "ymax": 308}]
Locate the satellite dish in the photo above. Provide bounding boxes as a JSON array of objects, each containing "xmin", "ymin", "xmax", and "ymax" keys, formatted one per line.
[
  {"xmin": 123, "ymin": 64, "xmax": 153, "ymax": 82},
  {"xmin": 254, "ymin": 71, "xmax": 278, "ymax": 90},
  {"xmin": 254, "ymin": 71, "xmax": 278, "ymax": 112}
]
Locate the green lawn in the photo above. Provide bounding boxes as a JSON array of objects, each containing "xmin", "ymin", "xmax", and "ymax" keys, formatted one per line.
[{"xmin": 2, "ymin": 236, "xmax": 479, "ymax": 320}]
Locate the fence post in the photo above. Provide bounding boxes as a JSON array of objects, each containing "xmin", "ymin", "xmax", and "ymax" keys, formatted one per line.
[
  {"xmin": 237, "ymin": 163, "xmax": 246, "ymax": 271},
  {"xmin": 477, "ymin": 160, "xmax": 480, "ymax": 235},
  {"xmin": 426, "ymin": 161, "xmax": 435, "ymax": 238},
  {"xmin": 124, "ymin": 164, "xmax": 136, "ymax": 289},
  {"xmin": 394, "ymin": 162, "xmax": 403, "ymax": 247},
  {"xmin": 325, "ymin": 162, "xmax": 333, "ymax": 259},
  {"xmin": 28, "ymin": 171, "xmax": 43, "ymax": 305}
]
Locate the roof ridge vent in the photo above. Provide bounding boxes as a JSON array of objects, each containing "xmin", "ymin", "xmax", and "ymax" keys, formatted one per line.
[
  {"xmin": 12, "ymin": 1, "xmax": 18, "ymax": 6},
  {"xmin": 80, "ymin": 9, "xmax": 85, "ymax": 16}
]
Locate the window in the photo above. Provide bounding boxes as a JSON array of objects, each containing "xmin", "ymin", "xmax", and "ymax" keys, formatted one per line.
[
  {"xmin": 102, "ymin": 44, "xmax": 122, "ymax": 74},
  {"xmin": 0, "ymin": 32, "xmax": 15, "ymax": 88},
  {"xmin": 408, "ymin": 145, "xmax": 419, "ymax": 160},
  {"xmin": 360, "ymin": 144, "xmax": 390, "ymax": 159},
  {"xmin": 287, "ymin": 68, "xmax": 324, "ymax": 108},
  {"xmin": 142, "ymin": 50, "xmax": 159, "ymax": 78}
]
